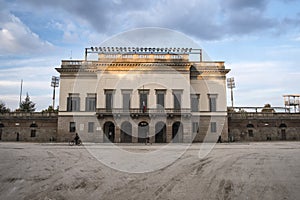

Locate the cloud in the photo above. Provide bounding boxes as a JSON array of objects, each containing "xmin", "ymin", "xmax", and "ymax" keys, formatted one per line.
[{"xmin": 0, "ymin": 6, "xmax": 54, "ymax": 55}]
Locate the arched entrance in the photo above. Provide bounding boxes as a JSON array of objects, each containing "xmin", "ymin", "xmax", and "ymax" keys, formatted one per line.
[
  {"xmin": 172, "ymin": 121, "xmax": 183, "ymax": 143},
  {"xmin": 103, "ymin": 121, "xmax": 115, "ymax": 143},
  {"xmin": 121, "ymin": 121, "xmax": 132, "ymax": 143},
  {"xmin": 155, "ymin": 122, "xmax": 166, "ymax": 143},
  {"xmin": 138, "ymin": 121, "xmax": 149, "ymax": 143}
]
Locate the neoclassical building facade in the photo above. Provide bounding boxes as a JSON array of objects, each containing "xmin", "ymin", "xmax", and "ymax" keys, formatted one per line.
[{"xmin": 56, "ymin": 47, "xmax": 230, "ymax": 143}]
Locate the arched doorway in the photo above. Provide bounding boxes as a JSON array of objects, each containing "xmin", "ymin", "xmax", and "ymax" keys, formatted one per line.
[
  {"xmin": 155, "ymin": 122, "xmax": 166, "ymax": 143},
  {"xmin": 103, "ymin": 121, "xmax": 115, "ymax": 143},
  {"xmin": 138, "ymin": 121, "xmax": 149, "ymax": 143},
  {"xmin": 121, "ymin": 121, "xmax": 132, "ymax": 143},
  {"xmin": 172, "ymin": 122, "xmax": 183, "ymax": 143}
]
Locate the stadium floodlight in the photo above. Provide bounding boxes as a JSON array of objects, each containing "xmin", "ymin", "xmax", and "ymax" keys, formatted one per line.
[
  {"xmin": 91, "ymin": 47, "xmax": 94, "ymax": 51},
  {"xmin": 120, "ymin": 47, "xmax": 123, "ymax": 52},
  {"xmin": 51, "ymin": 76, "xmax": 59, "ymax": 110},
  {"xmin": 111, "ymin": 47, "xmax": 114, "ymax": 51},
  {"xmin": 124, "ymin": 47, "xmax": 127, "ymax": 51},
  {"xmin": 99, "ymin": 47, "xmax": 102, "ymax": 51},
  {"xmin": 128, "ymin": 47, "xmax": 131, "ymax": 52},
  {"xmin": 189, "ymin": 48, "xmax": 192, "ymax": 52},
  {"xmin": 136, "ymin": 47, "xmax": 139, "ymax": 52},
  {"xmin": 227, "ymin": 77, "xmax": 236, "ymax": 108},
  {"xmin": 95, "ymin": 47, "xmax": 98, "ymax": 51}
]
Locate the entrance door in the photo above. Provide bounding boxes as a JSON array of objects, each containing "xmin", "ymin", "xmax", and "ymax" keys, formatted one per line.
[
  {"xmin": 121, "ymin": 121, "xmax": 132, "ymax": 143},
  {"xmin": 103, "ymin": 122, "xmax": 115, "ymax": 143},
  {"xmin": 138, "ymin": 121, "xmax": 149, "ymax": 143},
  {"xmin": 172, "ymin": 122, "xmax": 183, "ymax": 143},
  {"xmin": 281, "ymin": 129, "xmax": 286, "ymax": 140},
  {"xmin": 155, "ymin": 122, "xmax": 166, "ymax": 143}
]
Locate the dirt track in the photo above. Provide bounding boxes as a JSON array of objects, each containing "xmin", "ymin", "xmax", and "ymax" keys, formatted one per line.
[{"xmin": 0, "ymin": 142, "xmax": 299, "ymax": 200}]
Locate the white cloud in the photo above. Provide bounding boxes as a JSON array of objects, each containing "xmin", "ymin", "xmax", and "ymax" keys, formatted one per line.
[{"xmin": 0, "ymin": 10, "xmax": 54, "ymax": 55}]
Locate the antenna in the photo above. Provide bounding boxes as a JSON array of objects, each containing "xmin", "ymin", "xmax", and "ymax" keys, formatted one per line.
[{"xmin": 19, "ymin": 79, "xmax": 23, "ymax": 109}]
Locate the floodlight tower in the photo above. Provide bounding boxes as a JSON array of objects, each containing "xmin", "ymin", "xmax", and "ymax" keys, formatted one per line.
[
  {"xmin": 227, "ymin": 77, "xmax": 235, "ymax": 108},
  {"xmin": 51, "ymin": 76, "xmax": 59, "ymax": 110}
]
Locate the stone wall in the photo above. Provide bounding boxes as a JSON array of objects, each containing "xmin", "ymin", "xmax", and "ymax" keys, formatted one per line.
[
  {"xmin": 0, "ymin": 112, "xmax": 58, "ymax": 142},
  {"xmin": 228, "ymin": 112, "xmax": 300, "ymax": 142}
]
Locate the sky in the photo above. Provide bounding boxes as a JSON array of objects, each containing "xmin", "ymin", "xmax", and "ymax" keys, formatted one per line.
[{"xmin": 0, "ymin": 0, "xmax": 300, "ymax": 111}]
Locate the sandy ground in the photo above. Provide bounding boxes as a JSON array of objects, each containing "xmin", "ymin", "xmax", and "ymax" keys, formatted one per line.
[{"xmin": 0, "ymin": 142, "xmax": 300, "ymax": 200}]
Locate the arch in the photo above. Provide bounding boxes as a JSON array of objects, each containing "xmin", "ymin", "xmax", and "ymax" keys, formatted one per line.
[
  {"xmin": 172, "ymin": 121, "xmax": 183, "ymax": 143},
  {"xmin": 246, "ymin": 123, "xmax": 254, "ymax": 128},
  {"xmin": 103, "ymin": 121, "xmax": 115, "ymax": 143},
  {"xmin": 121, "ymin": 121, "xmax": 132, "ymax": 143},
  {"xmin": 279, "ymin": 123, "xmax": 287, "ymax": 128},
  {"xmin": 155, "ymin": 121, "xmax": 166, "ymax": 143},
  {"xmin": 138, "ymin": 121, "xmax": 149, "ymax": 143},
  {"xmin": 190, "ymin": 65, "xmax": 200, "ymax": 79}
]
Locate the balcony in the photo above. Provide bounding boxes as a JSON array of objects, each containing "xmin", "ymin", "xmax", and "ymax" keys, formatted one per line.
[{"xmin": 96, "ymin": 108, "xmax": 191, "ymax": 118}]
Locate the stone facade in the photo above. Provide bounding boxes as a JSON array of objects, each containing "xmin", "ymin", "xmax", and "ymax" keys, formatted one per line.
[
  {"xmin": 55, "ymin": 47, "xmax": 230, "ymax": 143},
  {"xmin": 228, "ymin": 112, "xmax": 300, "ymax": 141},
  {"xmin": 0, "ymin": 112, "xmax": 58, "ymax": 142}
]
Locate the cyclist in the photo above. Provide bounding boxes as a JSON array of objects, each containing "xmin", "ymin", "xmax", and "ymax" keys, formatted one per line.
[{"xmin": 74, "ymin": 133, "xmax": 80, "ymax": 145}]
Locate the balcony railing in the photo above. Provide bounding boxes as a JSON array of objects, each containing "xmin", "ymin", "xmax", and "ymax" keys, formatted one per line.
[{"xmin": 96, "ymin": 108, "xmax": 191, "ymax": 116}]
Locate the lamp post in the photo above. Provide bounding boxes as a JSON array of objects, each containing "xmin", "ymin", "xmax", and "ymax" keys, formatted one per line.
[
  {"xmin": 227, "ymin": 77, "xmax": 235, "ymax": 108},
  {"xmin": 51, "ymin": 76, "xmax": 59, "ymax": 110}
]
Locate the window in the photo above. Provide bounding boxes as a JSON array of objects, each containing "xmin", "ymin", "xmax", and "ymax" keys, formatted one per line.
[
  {"xmin": 191, "ymin": 94, "xmax": 199, "ymax": 112},
  {"xmin": 30, "ymin": 129, "xmax": 36, "ymax": 137},
  {"xmin": 156, "ymin": 90, "xmax": 166, "ymax": 109},
  {"xmin": 208, "ymin": 94, "xmax": 217, "ymax": 112},
  {"xmin": 211, "ymin": 122, "xmax": 217, "ymax": 133},
  {"xmin": 122, "ymin": 90, "xmax": 132, "ymax": 111},
  {"xmin": 105, "ymin": 90, "xmax": 114, "ymax": 111},
  {"xmin": 88, "ymin": 122, "xmax": 94, "ymax": 133},
  {"xmin": 192, "ymin": 122, "xmax": 199, "ymax": 133},
  {"xmin": 139, "ymin": 90, "xmax": 149, "ymax": 112},
  {"xmin": 67, "ymin": 94, "xmax": 80, "ymax": 111},
  {"xmin": 86, "ymin": 94, "xmax": 96, "ymax": 112},
  {"xmin": 69, "ymin": 122, "xmax": 76, "ymax": 132},
  {"xmin": 248, "ymin": 129, "xmax": 254, "ymax": 137},
  {"xmin": 173, "ymin": 90, "xmax": 182, "ymax": 110}
]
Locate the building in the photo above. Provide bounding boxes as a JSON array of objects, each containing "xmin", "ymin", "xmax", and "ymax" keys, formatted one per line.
[
  {"xmin": 0, "ymin": 112, "xmax": 57, "ymax": 142},
  {"xmin": 55, "ymin": 47, "xmax": 230, "ymax": 143}
]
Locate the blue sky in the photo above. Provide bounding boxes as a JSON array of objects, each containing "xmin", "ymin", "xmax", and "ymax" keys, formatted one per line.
[{"xmin": 0, "ymin": 0, "xmax": 300, "ymax": 111}]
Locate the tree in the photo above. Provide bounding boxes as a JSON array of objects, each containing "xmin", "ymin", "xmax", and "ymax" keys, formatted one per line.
[
  {"xmin": 41, "ymin": 105, "xmax": 58, "ymax": 113},
  {"xmin": 19, "ymin": 93, "xmax": 36, "ymax": 112},
  {"xmin": 261, "ymin": 103, "xmax": 275, "ymax": 113},
  {"xmin": 0, "ymin": 101, "xmax": 10, "ymax": 113}
]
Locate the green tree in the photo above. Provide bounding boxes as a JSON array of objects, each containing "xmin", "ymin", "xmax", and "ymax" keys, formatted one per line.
[
  {"xmin": 261, "ymin": 103, "xmax": 275, "ymax": 113},
  {"xmin": 19, "ymin": 93, "xmax": 36, "ymax": 112},
  {"xmin": 41, "ymin": 105, "xmax": 58, "ymax": 113},
  {"xmin": 0, "ymin": 101, "xmax": 10, "ymax": 113}
]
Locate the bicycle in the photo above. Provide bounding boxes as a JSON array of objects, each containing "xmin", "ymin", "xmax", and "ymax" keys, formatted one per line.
[{"xmin": 69, "ymin": 139, "xmax": 82, "ymax": 146}]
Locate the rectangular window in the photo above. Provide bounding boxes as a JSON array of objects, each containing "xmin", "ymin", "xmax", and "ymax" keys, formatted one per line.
[
  {"xmin": 30, "ymin": 129, "xmax": 36, "ymax": 137},
  {"xmin": 123, "ymin": 93, "xmax": 131, "ymax": 111},
  {"xmin": 248, "ymin": 129, "xmax": 254, "ymax": 137},
  {"xmin": 86, "ymin": 94, "xmax": 96, "ymax": 112},
  {"xmin": 156, "ymin": 90, "xmax": 166, "ymax": 109},
  {"xmin": 208, "ymin": 94, "xmax": 217, "ymax": 112},
  {"xmin": 105, "ymin": 90, "xmax": 114, "ymax": 111},
  {"xmin": 191, "ymin": 94, "xmax": 199, "ymax": 112},
  {"xmin": 192, "ymin": 122, "xmax": 199, "ymax": 133},
  {"xmin": 211, "ymin": 122, "xmax": 217, "ymax": 133},
  {"xmin": 139, "ymin": 90, "xmax": 149, "ymax": 112},
  {"xmin": 173, "ymin": 91, "xmax": 182, "ymax": 110},
  {"xmin": 88, "ymin": 122, "xmax": 94, "ymax": 133},
  {"xmin": 67, "ymin": 94, "xmax": 80, "ymax": 111},
  {"xmin": 69, "ymin": 122, "xmax": 76, "ymax": 132}
]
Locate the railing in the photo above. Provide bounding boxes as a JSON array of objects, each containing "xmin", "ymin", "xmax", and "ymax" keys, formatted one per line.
[
  {"xmin": 228, "ymin": 106, "xmax": 290, "ymax": 113},
  {"xmin": 96, "ymin": 108, "xmax": 191, "ymax": 115},
  {"xmin": 0, "ymin": 112, "xmax": 58, "ymax": 118},
  {"xmin": 228, "ymin": 112, "xmax": 300, "ymax": 119}
]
